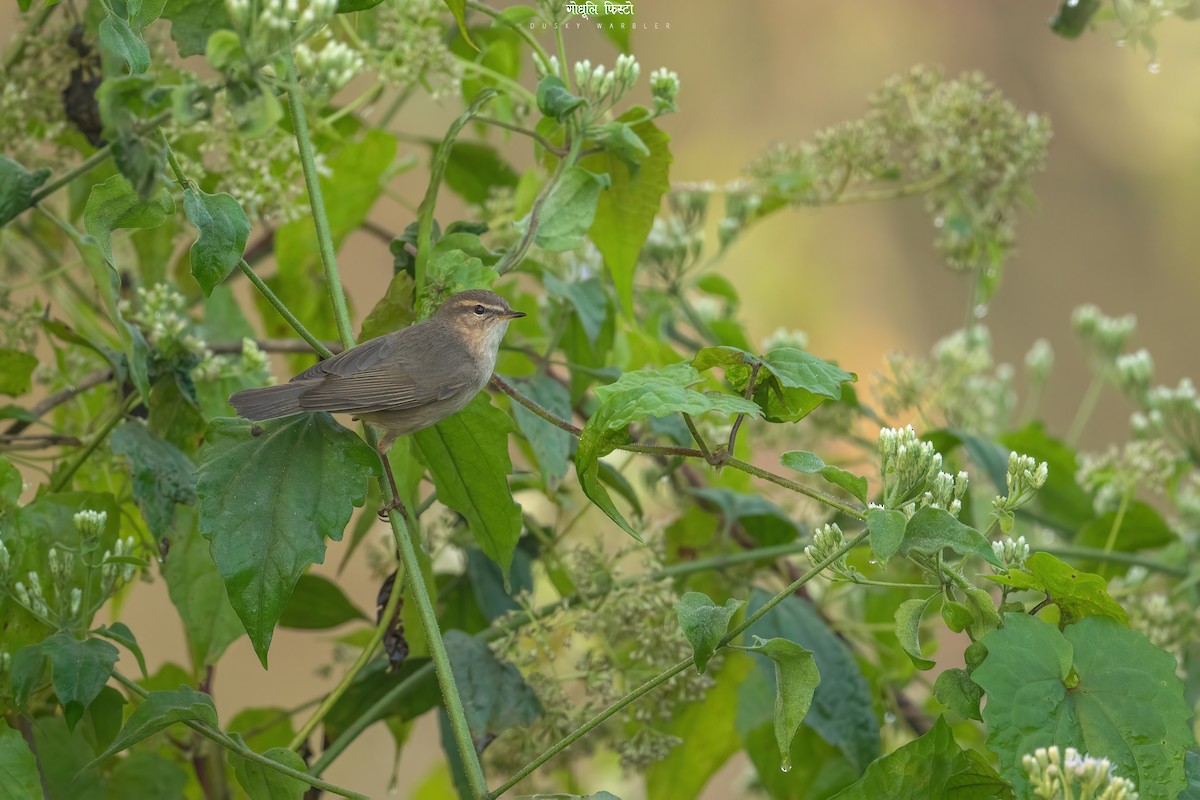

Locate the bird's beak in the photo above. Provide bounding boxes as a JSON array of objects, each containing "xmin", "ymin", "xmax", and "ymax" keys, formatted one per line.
[{"xmin": 502, "ymin": 310, "xmax": 527, "ymax": 319}]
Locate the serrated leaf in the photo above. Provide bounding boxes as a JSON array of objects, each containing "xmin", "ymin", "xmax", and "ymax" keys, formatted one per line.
[
  {"xmin": 894, "ymin": 596, "xmax": 937, "ymax": 670},
  {"xmin": 0, "ymin": 349, "xmax": 37, "ymax": 397},
  {"xmin": 986, "ymin": 551, "xmax": 1127, "ymax": 626},
  {"xmin": 444, "ymin": 630, "xmax": 541, "ymax": 749},
  {"xmin": 183, "ymin": 187, "xmax": 250, "ymax": 295},
  {"xmin": 781, "ymin": 450, "xmax": 868, "ymax": 503},
  {"xmin": 87, "ymin": 687, "xmax": 218, "ymax": 767},
  {"xmin": 38, "ymin": 632, "xmax": 120, "ymax": 731},
  {"xmin": 866, "ymin": 507, "xmax": 907, "ymax": 564},
  {"xmin": 110, "ymin": 421, "xmax": 197, "ymax": 541},
  {"xmin": 230, "ymin": 739, "xmax": 308, "ymax": 799},
  {"xmin": 278, "ymin": 573, "xmax": 367, "ymax": 629},
  {"xmin": 745, "ymin": 589, "xmax": 880, "ymax": 772},
  {"xmin": 582, "ymin": 113, "xmax": 672, "ymax": 314},
  {"xmin": 933, "ymin": 668, "xmax": 983, "ymax": 722},
  {"xmin": 901, "ymin": 507, "xmax": 1003, "ymax": 567},
  {"xmin": 0, "ymin": 721, "xmax": 43, "ymax": 800},
  {"xmin": 522, "ymin": 166, "xmax": 607, "ymax": 252},
  {"xmin": 676, "ymin": 592, "xmax": 744, "ymax": 673},
  {"xmin": 196, "ymin": 414, "xmax": 377, "ymax": 666},
  {"xmin": 414, "ymin": 393, "xmax": 523, "ymax": 577},
  {"xmin": 693, "ymin": 345, "xmax": 856, "ymax": 423},
  {"xmin": 0, "ymin": 155, "xmax": 50, "ymax": 227},
  {"xmin": 743, "ymin": 636, "xmax": 820, "ymax": 772},
  {"xmin": 974, "ymin": 613, "xmax": 1193, "ymax": 800},
  {"xmin": 535, "ymin": 76, "xmax": 586, "ymax": 121},
  {"xmin": 829, "ymin": 717, "xmax": 1012, "ymax": 800},
  {"xmin": 84, "ymin": 175, "xmax": 174, "ymax": 265},
  {"xmin": 163, "ymin": 507, "xmax": 245, "ymax": 669},
  {"xmin": 576, "ymin": 362, "xmax": 761, "ymax": 538}
]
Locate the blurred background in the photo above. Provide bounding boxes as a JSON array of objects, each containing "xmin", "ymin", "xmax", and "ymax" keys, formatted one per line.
[{"xmin": 9, "ymin": 0, "xmax": 1199, "ymax": 796}]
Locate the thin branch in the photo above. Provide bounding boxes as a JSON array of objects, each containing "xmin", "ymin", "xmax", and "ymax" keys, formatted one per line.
[{"xmin": 476, "ymin": 116, "xmax": 567, "ymax": 156}]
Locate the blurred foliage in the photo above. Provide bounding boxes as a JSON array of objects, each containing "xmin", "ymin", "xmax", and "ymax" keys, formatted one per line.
[{"xmin": 0, "ymin": 1, "xmax": 1198, "ymax": 799}]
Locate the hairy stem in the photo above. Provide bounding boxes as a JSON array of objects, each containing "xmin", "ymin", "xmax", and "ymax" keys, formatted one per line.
[{"xmin": 237, "ymin": 261, "xmax": 334, "ymax": 359}]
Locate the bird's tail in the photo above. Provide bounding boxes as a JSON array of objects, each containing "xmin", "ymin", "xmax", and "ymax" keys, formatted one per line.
[{"xmin": 228, "ymin": 383, "xmax": 308, "ymax": 420}]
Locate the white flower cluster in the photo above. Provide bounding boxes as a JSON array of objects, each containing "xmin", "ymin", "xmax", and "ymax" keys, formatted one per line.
[
  {"xmin": 1076, "ymin": 440, "xmax": 1172, "ymax": 514},
  {"xmin": 991, "ymin": 535, "xmax": 1030, "ymax": 572},
  {"xmin": 878, "ymin": 425, "xmax": 944, "ymax": 512},
  {"xmin": 1023, "ymin": 746, "xmax": 1138, "ymax": 800},
  {"xmin": 226, "ymin": 0, "xmax": 337, "ymax": 56},
  {"xmin": 1025, "ymin": 338, "xmax": 1054, "ymax": 384},
  {"xmin": 922, "ymin": 469, "xmax": 970, "ymax": 518},
  {"xmin": 295, "ymin": 38, "xmax": 364, "ymax": 98},
  {"xmin": 761, "ymin": 328, "xmax": 809, "ymax": 353},
  {"xmin": 1072, "ymin": 304, "xmax": 1137, "ymax": 366},
  {"xmin": 101, "ymin": 536, "xmax": 139, "ymax": 596},
  {"xmin": 73, "ymin": 509, "xmax": 108, "ymax": 540},
  {"xmin": 650, "ymin": 67, "xmax": 680, "ymax": 114},
  {"xmin": 1132, "ymin": 378, "xmax": 1200, "ymax": 460},
  {"xmin": 1115, "ymin": 349, "xmax": 1154, "ymax": 399},
  {"xmin": 122, "ymin": 284, "xmax": 211, "ymax": 361},
  {"xmin": 804, "ymin": 522, "xmax": 856, "ymax": 580},
  {"xmin": 572, "ymin": 54, "xmax": 641, "ymax": 107},
  {"xmin": 991, "ymin": 452, "xmax": 1049, "ymax": 530}
]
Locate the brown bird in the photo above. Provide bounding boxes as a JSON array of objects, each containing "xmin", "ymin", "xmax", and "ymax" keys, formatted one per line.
[{"xmin": 229, "ymin": 290, "xmax": 525, "ymax": 517}]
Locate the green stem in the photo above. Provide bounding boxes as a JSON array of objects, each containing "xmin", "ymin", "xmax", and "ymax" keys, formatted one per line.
[
  {"xmin": 476, "ymin": 115, "xmax": 566, "ymax": 156},
  {"xmin": 681, "ymin": 413, "xmax": 714, "ymax": 463},
  {"xmin": 376, "ymin": 448, "xmax": 489, "ymax": 798},
  {"xmin": 846, "ymin": 579, "xmax": 941, "ymax": 590},
  {"xmin": 458, "ymin": 61, "xmax": 536, "ymax": 105},
  {"xmin": 237, "ymin": 261, "xmax": 334, "ymax": 359},
  {"xmin": 1101, "ymin": 489, "xmax": 1132, "ymax": 560},
  {"xmin": 465, "ymin": 0, "xmax": 552, "ymax": 64},
  {"xmin": 282, "ymin": 50, "xmax": 355, "ymax": 348},
  {"xmin": 49, "ymin": 394, "xmax": 136, "ymax": 493},
  {"xmin": 108, "ymin": 671, "xmax": 368, "ymax": 800},
  {"xmin": 1066, "ymin": 372, "xmax": 1106, "ymax": 446},
  {"xmin": 287, "ymin": 564, "xmax": 406, "ymax": 751},
  {"xmin": 310, "ymin": 537, "xmax": 819, "ymax": 776},
  {"xmin": 414, "ymin": 89, "xmax": 497, "ymax": 298},
  {"xmin": 725, "ymin": 456, "xmax": 867, "ymax": 521},
  {"xmin": 493, "ymin": 134, "xmax": 582, "ymax": 276}
]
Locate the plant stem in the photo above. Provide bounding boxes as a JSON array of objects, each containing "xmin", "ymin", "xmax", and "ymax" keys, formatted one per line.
[
  {"xmin": 493, "ymin": 132, "xmax": 582, "ymax": 276},
  {"xmin": 489, "ymin": 529, "xmax": 871, "ymax": 797},
  {"xmin": 49, "ymin": 394, "xmax": 136, "ymax": 493},
  {"xmin": 237, "ymin": 261, "xmax": 334, "ymax": 358},
  {"xmin": 109, "ymin": 671, "xmax": 367, "ymax": 799},
  {"xmin": 681, "ymin": 413, "xmax": 713, "ymax": 462},
  {"xmin": 310, "ymin": 537, "xmax": 819, "ymax": 775},
  {"xmin": 725, "ymin": 456, "xmax": 867, "ymax": 521},
  {"xmin": 282, "ymin": 50, "xmax": 355, "ymax": 348},
  {"xmin": 465, "ymin": 0, "xmax": 552, "ymax": 64},
  {"xmin": 1066, "ymin": 372, "xmax": 1106, "ymax": 446},
  {"xmin": 287, "ymin": 565, "xmax": 406, "ymax": 751},
  {"xmin": 476, "ymin": 115, "xmax": 566, "ymax": 156}
]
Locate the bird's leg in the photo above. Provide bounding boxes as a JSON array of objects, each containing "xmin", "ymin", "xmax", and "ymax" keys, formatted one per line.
[{"xmin": 376, "ymin": 441, "xmax": 410, "ymax": 523}]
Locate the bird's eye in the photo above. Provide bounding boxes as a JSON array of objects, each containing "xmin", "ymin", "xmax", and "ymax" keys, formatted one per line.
[{"xmin": 474, "ymin": 304, "xmax": 486, "ymax": 316}]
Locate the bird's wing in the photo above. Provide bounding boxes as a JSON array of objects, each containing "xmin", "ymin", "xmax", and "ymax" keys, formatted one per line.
[{"xmin": 291, "ymin": 328, "xmax": 474, "ymax": 415}]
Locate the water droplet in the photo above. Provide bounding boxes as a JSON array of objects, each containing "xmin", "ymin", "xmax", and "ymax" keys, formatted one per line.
[
  {"xmin": 1147, "ymin": 60, "xmax": 1161, "ymax": 74},
  {"xmin": 933, "ymin": 216, "xmax": 945, "ymax": 228},
  {"xmin": 868, "ymin": 559, "xmax": 878, "ymax": 566},
  {"xmin": 973, "ymin": 304, "xmax": 989, "ymax": 319},
  {"xmin": 780, "ymin": 758, "xmax": 792, "ymax": 773},
  {"xmin": 884, "ymin": 711, "xmax": 897, "ymax": 724},
  {"xmin": 1067, "ymin": 0, "xmax": 1079, "ymax": 6}
]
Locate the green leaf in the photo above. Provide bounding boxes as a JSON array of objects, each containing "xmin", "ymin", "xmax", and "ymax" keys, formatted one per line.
[
  {"xmin": 30, "ymin": 717, "xmax": 102, "ymax": 800},
  {"xmin": 360, "ymin": 271, "xmax": 417, "ymax": 342},
  {"xmin": 87, "ymin": 687, "xmax": 218, "ymax": 767},
  {"xmin": 974, "ymin": 613, "xmax": 1193, "ymax": 800},
  {"xmin": 745, "ymin": 590, "xmax": 880, "ymax": 772},
  {"xmin": 278, "ymin": 573, "xmax": 367, "ymax": 629},
  {"xmin": 85, "ymin": 685, "xmax": 126, "ymax": 753},
  {"xmin": 510, "ymin": 374, "xmax": 573, "ymax": 488},
  {"xmin": 781, "ymin": 450, "xmax": 868, "ymax": 503},
  {"xmin": 162, "ymin": 0, "xmax": 232, "ymax": 57},
  {"xmin": 99, "ymin": 13, "xmax": 150, "ymax": 74},
  {"xmin": 865, "ymin": 508, "xmax": 907, "ymax": 564},
  {"xmin": 999, "ymin": 422, "xmax": 1093, "ymax": 530},
  {"xmin": 337, "ymin": 0, "xmax": 386, "ymax": 10},
  {"xmin": 687, "ymin": 487, "xmax": 799, "ymax": 546},
  {"xmin": 646, "ymin": 654, "xmax": 750, "ymax": 800},
  {"xmin": 440, "ymin": 0, "xmax": 476, "ymax": 49},
  {"xmin": 414, "ymin": 393, "xmax": 523, "ymax": 576},
  {"xmin": 0, "ymin": 349, "xmax": 37, "ymax": 397},
  {"xmin": 1051, "ymin": 0, "xmax": 1101, "ymax": 37},
  {"xmin": 183, "ymin": 188, "xmax": 250, "ymax": 295},
  {"xmin": 591, "ymin": 120, "xmax": 650, "ymax": 166},
  {"xmin": 986, "ymin": 551, "xmax": 1127, "ymax": 626},
  {"xmin": 742, "ymin": 636, "xmax": 820, "ymax": 772},
  {"xmin": 1075, "ymin": 500, "xmax": 1175, "ymax": 553},
  {"xmin": 577, "ymin": 362, "xmax": 761, "ymax": 538},
  {"xmin": 230, "ymin": 740, "xmax": 308, "ymax": 799},
  {"xmin": 0, "ymin": 721, "xmax": 43, "ymax": 800},
  {"xmin": 535, "ymin": 76, "xmax": 586, "ymax": 121},
  {"xmin": 110, "ymin": 421, "xmax": 197, "ymax": 541},
  {"xmin": 933, "ymin": 668, "xmax": 983, "ymax": 722},
  {"xmin": 523, "ymin": 166, "xmax": 607, "ymax": 252},
  {"xmin": 196, "ymin": 414, "xmax": 377, "ymax": 666},
  {"xmin": 0, "ymin": 455, "xmax": 21, "ymax": 508},
  {"xmin": 583, "ymin": 113, "xmax": 672, "ymax": 313},
  {"xmin": 0, "ymin": 155, "xmax": 49, "ymax": 227},
  {"xmin": 37, "ymin": 632, "xmax": 120, "ymax": 730},
  {"xmin": 163, "ymin": 507, "xmax": 245, "ymax": 669},
  {"xmin": 829, "ymin": 717, "xmax": 1012, "ymax": 800},
  {"xmin": 92, "ymin": 622, "xmax": 148, "ymax": 680},
  {"xmin": 675, "ymin": 592, "xmax": 744, "ymax": 673},
  {"xmin": 693, "ymin": 345, "xmax": 855, "ymax": 423},
  {"xmin": 894, "ymin": 596, "xmax": 937, "ymax": 670},
  {"xmin": 106, "ymin": 749, "xmax": 188, "ymax": 799},
  {"xmin": 544, "ymin": 273, "xmax": 607, "ymax": 343},
  {"xmin": 442, "ymin": 141, "xmax": 519, "ymax": 204},
  {"xmin": 901, "ymin": 507, "xmax": 1003, "ymax": 567},
  {"xmin": 84, "ymin": 174, "xmax": 175, "ymax": 266},
  {"xmin": 466, "ymin": 546, "xmax": 534, "ymax": 622},
  {"xmin": 444, "ymin": 630, "xmax": 541, "ymax": 748},
  {"xmin": 1182, "ymin": 751, "xmax": 1200, "ymax": 800}
]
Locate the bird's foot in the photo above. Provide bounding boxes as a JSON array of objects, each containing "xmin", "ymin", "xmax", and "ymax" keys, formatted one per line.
[{"xmin": 377, "ymin": 498, "xmax": 409, "ymax": 523}]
